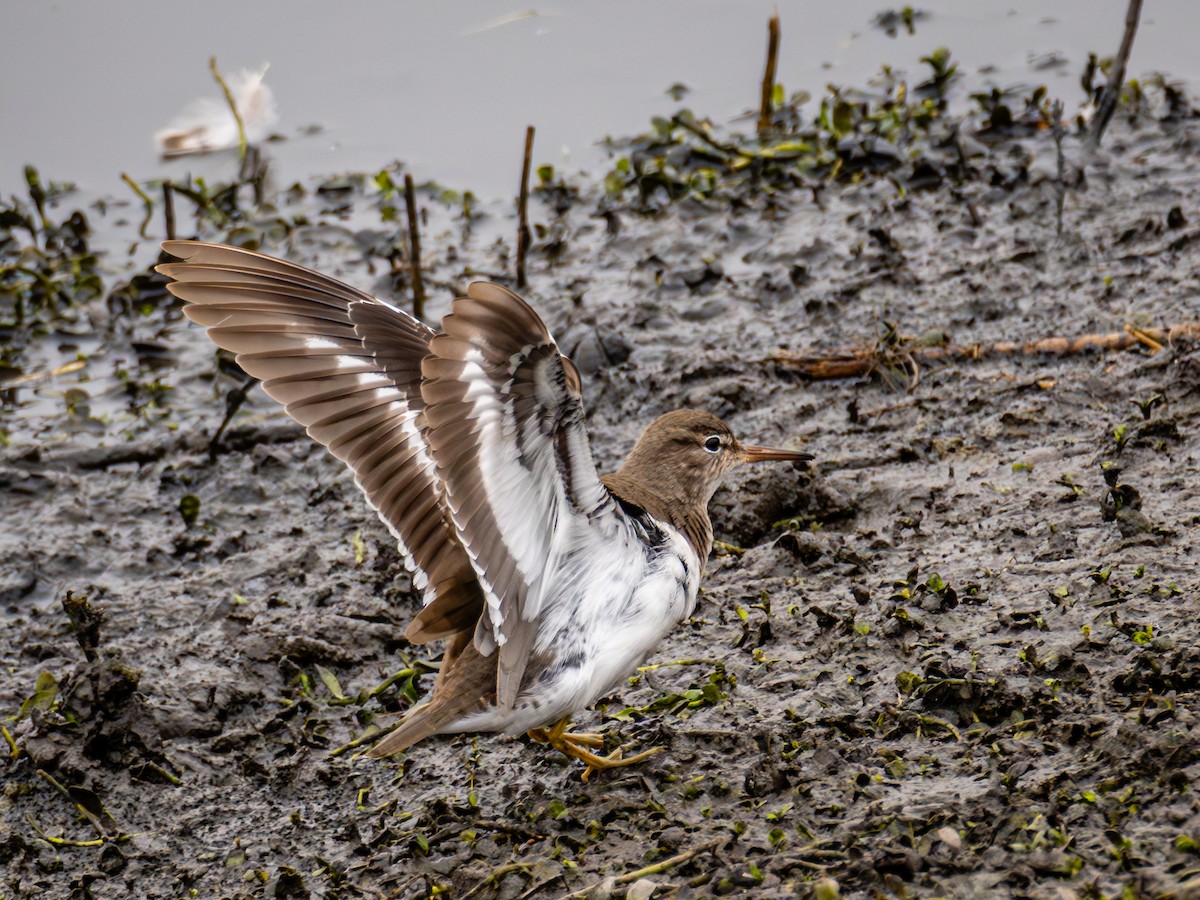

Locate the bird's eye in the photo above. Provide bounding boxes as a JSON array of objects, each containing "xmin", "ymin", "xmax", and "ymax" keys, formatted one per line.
[{"xmin": 704, "ymin": 436, "xmax": 722, "ymax": 453}]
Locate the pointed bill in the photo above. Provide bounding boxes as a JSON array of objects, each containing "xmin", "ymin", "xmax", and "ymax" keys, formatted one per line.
[{"xmin": 739, "ymin": 444, "xmax": 813, "ymax": 463}]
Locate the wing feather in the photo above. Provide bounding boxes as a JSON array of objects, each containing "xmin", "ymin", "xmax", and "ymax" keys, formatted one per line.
[
  {"xmin": 420, "ymin": 283, "xmax": 617, "ymax": 707},
  {"xmin": 158, "ymin": 241, "xmax": 485, "ymax": 639}
]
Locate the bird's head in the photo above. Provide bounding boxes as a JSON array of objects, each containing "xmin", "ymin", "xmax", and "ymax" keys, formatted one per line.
[{"xmin": 621, "ymin": 409, "xmax": 812, "ymax": 505}]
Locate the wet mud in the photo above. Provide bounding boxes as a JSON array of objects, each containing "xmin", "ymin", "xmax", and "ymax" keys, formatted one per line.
[{"xmin": 3, "ymin": 109, "xmax": 1200, "ymax": 898}]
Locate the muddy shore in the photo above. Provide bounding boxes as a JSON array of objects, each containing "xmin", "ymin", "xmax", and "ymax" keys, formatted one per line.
[{"xmin": 3, "ymin": 81, "xmax": 1200, "ymax": 899}]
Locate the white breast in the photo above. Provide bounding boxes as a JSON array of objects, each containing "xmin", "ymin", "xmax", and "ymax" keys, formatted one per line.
[
  {"xmin": 450, "ymin": 515, "xmax": 702, "ymax": 736},
  {"xmin": 580, "ymin": 526, "xmax": 700, "ymax": 701}
]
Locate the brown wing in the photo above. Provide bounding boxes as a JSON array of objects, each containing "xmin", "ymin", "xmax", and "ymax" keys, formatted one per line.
[
  {"xmin": 420, "ymin": 282, "xmax": 616, "ymax": 708},
  {"xmin": 158, "ymin": 240, "xmax": 482, "ymax": 640}
]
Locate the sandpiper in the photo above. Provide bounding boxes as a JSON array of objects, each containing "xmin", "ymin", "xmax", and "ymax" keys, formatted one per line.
[{"xmin": 159, "ymin": 241, "xmax": 811, "ymax": 777}]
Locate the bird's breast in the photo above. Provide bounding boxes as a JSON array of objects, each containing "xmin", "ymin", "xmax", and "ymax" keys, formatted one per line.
[{"xmin": 521, "ymin": 516, "xmax": 701, "ymax": 714}]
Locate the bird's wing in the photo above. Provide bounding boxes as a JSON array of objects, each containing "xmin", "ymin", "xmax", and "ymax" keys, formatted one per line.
[
  {"xmin": 157, "ymin": 241, "xmax": 485, "ymax": 640},
  {"xmin": 420, "ymin": 282, "xmax": 616, "ymax": 708}
]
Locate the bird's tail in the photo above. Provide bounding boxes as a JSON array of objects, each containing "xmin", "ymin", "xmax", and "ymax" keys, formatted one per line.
[
  {"xmin": 364, "ymin": 638, "xmax": 497, "ymax": 758},
  {"xmin": 364, "ymin": 699, "xmax": 462, "ymax": 757}
]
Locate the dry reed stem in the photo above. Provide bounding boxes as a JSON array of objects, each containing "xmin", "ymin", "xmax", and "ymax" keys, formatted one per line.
[
  {"xmin": 404, "ymin": 173, "xmax": 426, "ymax": 320},
  {"xmin": 770, "ymin": 323, "xmax": 1200, "ymax": 382}
]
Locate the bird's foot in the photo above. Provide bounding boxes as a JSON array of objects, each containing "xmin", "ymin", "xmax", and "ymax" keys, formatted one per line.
[
  {"xmin": 527, "ymin": 726, "xmax": 605, "ymax": 748},
  {"xmin": 528, "ymin": 719, "xmax": 663, "ymax": 781}
]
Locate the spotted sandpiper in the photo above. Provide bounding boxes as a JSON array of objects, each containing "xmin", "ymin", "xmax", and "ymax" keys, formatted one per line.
[{"xmin": 159, "ymin": 241, "xmax": 811, "ymax": 777}]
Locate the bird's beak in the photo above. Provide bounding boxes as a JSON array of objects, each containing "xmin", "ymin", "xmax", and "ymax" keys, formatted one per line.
[{"xmin": 739, "ymin": 444, "xmax": 813, "ymax": 463}]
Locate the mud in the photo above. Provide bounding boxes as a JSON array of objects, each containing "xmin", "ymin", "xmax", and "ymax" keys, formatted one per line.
[{"xmin": 3, "ymin": 108, "xmax": 1200, "ymax": 898}]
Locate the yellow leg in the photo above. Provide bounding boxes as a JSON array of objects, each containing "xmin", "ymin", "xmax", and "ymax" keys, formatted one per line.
[
  {"xmin": 528, "ymin": 719, "xmax": 604, "ymax": 748},
  {"xmin": 527, "ymin": 718, "xmax": 664, "ymax": 781}
]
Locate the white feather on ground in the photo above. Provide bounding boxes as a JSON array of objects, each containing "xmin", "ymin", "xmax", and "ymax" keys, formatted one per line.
[{"xmin": 155, "ymin": 65, "xmax": 279, "ymax": 157}]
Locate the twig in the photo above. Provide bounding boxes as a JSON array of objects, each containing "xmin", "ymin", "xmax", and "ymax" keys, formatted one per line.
[
  {"xmin": 238, "ymin": 144, "xmax": 257, "ymax": 183},
  {"xmin": 949, "ymin": 122, "xmax": 972, "ymax": 181},
  {"xmin": 329, "ymin": 723, "xmax": 393, "ymax": 758},
  {"xmin": 209, "ymin": 374, "xmax": 259, "ymax": 458},
  {"xmin": 167, "ymin": 182, "xmax": 227, "ymax": 227},
  {"xmin": 133, "ymin": 761, "xmax": 182, "ymax": 786},
  {"xmin": 365, "ymin": 667, "xmax": 418, "ymax": 700},
  {"xmin": 636, "ymin": 658, "xmax": 721, "ymax": 674},
  {"xmin": 758, "ymin": 12, "xmax": 782, "ymax": 134},
  {"xmin": 209, "ymin": 56, "xmax": 249, "ymax": 161},
  {"xmin": 555, "ymin": 838, "xmax": 724, "ymax": 899},
  {"xmin": 1051, "ymin": 98, "xmax": 1066, "ymax": 236},
  {"xmin": 162, "ymin": 181, "xmax": 176, "ymax": 241},
  {"xmin": 119, "ymin": 173, "xmax": 152, "ymax": 207},
  {"xmin": 516, "ymin": 125, "xmax": 535, "ymax": 289},
  {"xmin": 950, "ymin": 187, "xmax": 982, "ymax": 228},
  {"xmin": 773, "ymin": 840, "xmax": 847, "ymax": 873},
  {"xmin": 460, "ymin": 862, "xmax": 536, "ymax": 900},
  {"xmin": 948, "ymin": 124, "xmax": 982, "ymax": 227},
  {"xmin": 1089, "ymin": 0, "xmax": 1144, "ymax": 148},
  {"xmin": 36, "ymin": 770, "xmax": 108, "ymax": 838},
  {"xmin": 404, "ymin": 173, "xmax": 426, "ymax": 320},
  {"xmin": 24, "ymin": 165, "xmax": 50, "ymax": 238},
  {"xmin": 120, "ymin": 173, "xmax": 154, "ymax": 239},
  {"xmin": 712, "ymin": 539, "xmax": 748, "ymax": 556},
  {"xmin": 470, "ymin": 820, "xmax": 548, "ymax": 842},
  {"xmin": 1, "ymin": 723, "xmax": 19, "ymax": 759},
  {"xmin": 769, "ymin": 322, "xmax": 1200, "ymax": 381},
  {"xmin": 673, "ymin": 115, "xmax": 748, "ymax": 159},
  {"xmin": 27, "ymin": 817, "xmax": 105, "ymax": 848},
  {"xmin": 240, "ymin": 145, "xmax": 266, "ymax": 206},
  {"xmin": 914, "ymin": 712, "xmax": 962, "ymax": 741}
]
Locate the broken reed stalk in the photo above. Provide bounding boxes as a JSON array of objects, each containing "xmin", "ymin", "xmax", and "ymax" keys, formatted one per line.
[
  {"xmin": 237, "ymin": 144, "xmax": 257, "ymax": 183},
  {"xmin": 119, "ymin": 173, "xmax": 154, "ymax": 239},
  {"xmin": 23, "ymin": 165, "xmax": 50, "ymax": 238},
  {"xmin": 1051, "ymin": 99, "xmax": 1066, "ymax": 236},
  {"xmin": 1089, "ymin": 0, "xmax": 1144, "ymax": 147},
  {"xmin": 120, "ymin": 173, "xmax": 153, "ymax": 210},
  {"xmin": 403, "ymin": 173, "xmax": 426, "ymax": 321},
  {"xmin": 758, "ymin": 13, "xmax": 782, "ymax": 134},
  {"xmin": 36, "ymin": 769, "xmax": 109, "ymax": 838},
  {"xmin": 209, "ymin": 56, "xmax": 249, "ymax": 161},
  {"xmin": 239, "ymin": 145, "xmax": 266, "ymax": 206},
  {"xmin": 770, "ymin": 323, "xmax": 1200, "ymax": 381},
  {"xmin": 516, "ymin": 125, "xmax": 535, "ymax": 289},
  {"xmin": 555, "ymin": 838, "xmax": 725, "ymax": 900},
  {"xmin": 162, "ymin": 182, "xmax": 176, "ymax": 240}
]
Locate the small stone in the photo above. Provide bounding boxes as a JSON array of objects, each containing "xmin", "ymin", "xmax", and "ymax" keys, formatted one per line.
[
  {"xmin": 584, "ymin": 876, "xmax": 618, "ymax": 900},
  {"xmin": 625, "ymin": 879, "xmax": 658, "ymax": 900},
  {"xmin": 936, "ymin": 825, "xmax": 962, "ymax": 850},
  {"xmin": 679, "ymin": 298, "xmax": 728, "ymax": 322}
]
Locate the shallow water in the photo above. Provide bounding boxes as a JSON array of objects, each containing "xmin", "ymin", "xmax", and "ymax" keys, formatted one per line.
[{"xmin": 4, "ymin": 0, "xmax": 1199, "ymax": 199}]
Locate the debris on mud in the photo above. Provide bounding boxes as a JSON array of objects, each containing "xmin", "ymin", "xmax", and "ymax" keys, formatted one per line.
[{"xmin": 4, "ymin": 28, "xmax": 1200, "ymax": 900}]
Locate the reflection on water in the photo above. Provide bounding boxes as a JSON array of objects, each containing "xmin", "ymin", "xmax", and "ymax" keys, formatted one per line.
[{"xmin": 3, "ymin": 0, "xmax": 1198, "ymax": 199}]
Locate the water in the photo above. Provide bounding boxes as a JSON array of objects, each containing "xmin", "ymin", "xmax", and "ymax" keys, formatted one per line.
[{"xmin": 3, "ymin": 0, "xmax": 1199, "ymax": 200}]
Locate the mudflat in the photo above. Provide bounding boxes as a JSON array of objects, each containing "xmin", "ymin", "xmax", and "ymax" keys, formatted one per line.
[{"xmin": 2, "ymin": 76, "xmax": 1199, "ymax": 898}]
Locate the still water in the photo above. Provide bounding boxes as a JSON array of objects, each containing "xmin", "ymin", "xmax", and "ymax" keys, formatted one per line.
[{"xmin": 3, "ymin": 0, "xmax": 1199, "ymax": 200}]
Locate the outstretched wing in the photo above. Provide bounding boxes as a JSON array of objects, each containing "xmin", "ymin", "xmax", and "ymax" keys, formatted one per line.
[
  {"xmin": 420, "ymin": 282, "xmax": 613, "ymax": 708},
  {"xmin": 157, "ymin": 241, "xmax": 484, "ymax": 640}
]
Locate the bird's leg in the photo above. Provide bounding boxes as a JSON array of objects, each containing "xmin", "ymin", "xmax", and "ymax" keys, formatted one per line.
[
  {"xmin": 527, "ymin": 719, "xmax": 604, "ymax": 749},
  {"xmin": 527, "ymin": 718, "xmax": 663, "ymax": 781}
]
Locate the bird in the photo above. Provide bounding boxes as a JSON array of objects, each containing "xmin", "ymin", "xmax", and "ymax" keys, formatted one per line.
[
  {"xmin": 158, "ymin": 240, "xmax": 812, "ymax": 777},
  {"xmin": 155, "ymin": 64, "xmax": 278, "ymax": 158}
]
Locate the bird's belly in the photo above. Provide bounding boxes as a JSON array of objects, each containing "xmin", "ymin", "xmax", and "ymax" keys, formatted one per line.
[
  {"xmin": 585, "ymin": 574, "xmax": 693, "ymax": 699},
  {"xmin": 502, "ymin": 534, "xmax": 700, "ymax": 733}
]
